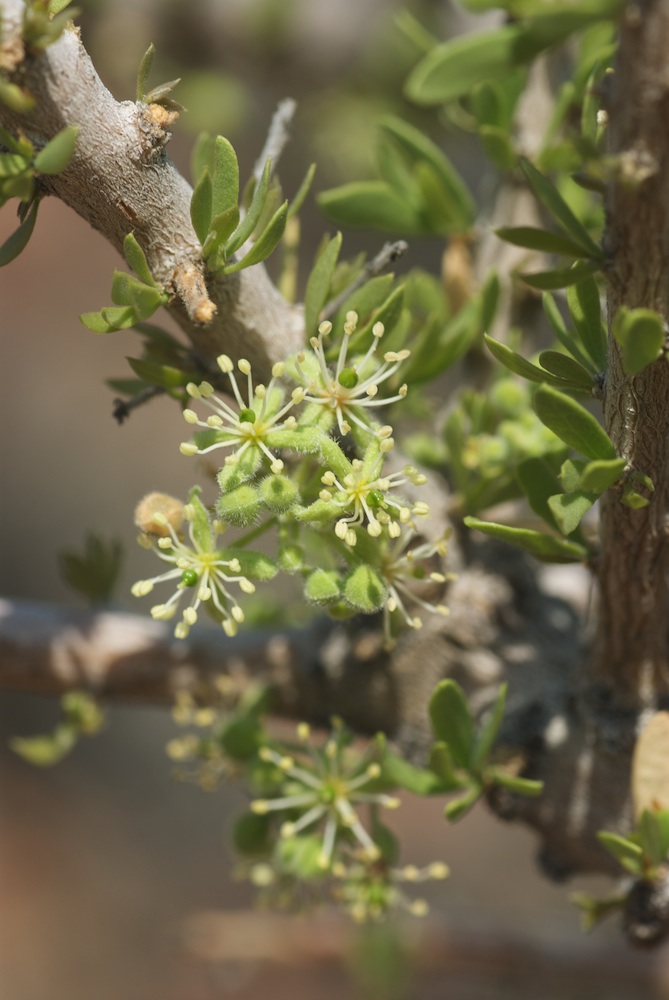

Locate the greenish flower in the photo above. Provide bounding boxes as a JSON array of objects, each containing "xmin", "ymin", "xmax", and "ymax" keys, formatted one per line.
[
  {"xmin": 180, "ymin": 355, "xmax": 304, "ymax": 473},
  {"xmin": 294, "ymin": 311, "xmax": 409, "ymax": 436},
  {"xmin": 131, "ymin": 493, "xmax": 255, "ymax": 638},
  {"xmin": 333, "ymin": 857, "xmax": 449, "ymax": 922},
  {"xmin": 251, "ymin": 723, "xmax": 400, "ymax": 871},
  {"xmin": 377, "ymin": 532, "xmax": 453, "ymax": 647},
  {"xmin": 319, "ymin": 458, "xmax": 429, "ymax": 547}
]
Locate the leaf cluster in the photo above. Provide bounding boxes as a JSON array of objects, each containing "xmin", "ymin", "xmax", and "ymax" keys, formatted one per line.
[
  {"xmin": 81, "ymin": 233, "xmax": 169, "ymax": 333},
  {"xmin": 381, "ymin": 680, "xmax": 542, "ymax": 819},
  {"xmin": 10, "ymin": 691, "xmax": 104, "ymax": 767}
]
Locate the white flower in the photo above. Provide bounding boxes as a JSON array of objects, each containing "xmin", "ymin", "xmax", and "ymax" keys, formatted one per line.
[
  {"xmin": 131, "ymin": 497, "xmax": 254, "ymax": 638},
  {"xmin": 378, "ymin": 532, "xmax": 453, "ymax": 647},
  {"xmin": 320, "ymin": 459, "xmax": 429, "ymax": 547},
  {"xmin": 180, "ymin": 356, "xmax": 304, "ymax": 474},
  {"xmin": 294, "ymin": 311, "xmax": 409, "ymax": 436}
]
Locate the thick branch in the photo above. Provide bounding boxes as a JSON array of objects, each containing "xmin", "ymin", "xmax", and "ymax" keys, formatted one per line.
[
  {"xmin": 598, "ymin": 0, "xmax": 669, "ymax": 704},
  {"xmin": 0, "ymin": 0, "xmax": 303, "ymax": 378}
]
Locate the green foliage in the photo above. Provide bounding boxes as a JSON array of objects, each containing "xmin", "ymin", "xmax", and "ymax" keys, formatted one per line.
[
  {"xmin": 58, "ymin": 532, "xmax": 123, "ymax": 604},
  {"xmin": 424, "ymin": 680, "xmax": 543, "ymax": 820},
  {"xmin": 10, "ymin": 691, "xmax": 104, "ymax": 767},
  {"xmin": 188, "ymin": 134, "xmax": 313, "ymax": 274},
  {"xmin": 588, "ymin": 807, "xmax": 669, "ymax": 930},
  {"xmin": 0, "ymin": 125, "xmax": 78, "ymax": 265},
  {"xmin": 613, "ymin": 307, "xmax": 665, "ymax": 376},
  {"xmin": 405, "ymin": 2, "xmax": 621, "ymax": 106},
  {"xmin": 135, "ymin": 43, "xmax": 182, "ymax": 110},
  {"xmin": 81, "ymin": 233, "xmax": 169, "ymax": 332},
  {"xmin": 319, "ymin": 114, "xmax": 474, "ymax": 236}
]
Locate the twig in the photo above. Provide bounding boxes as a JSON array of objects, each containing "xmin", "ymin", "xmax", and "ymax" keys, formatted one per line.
[
  {"xmin": 253, "ymin": 98, "xmax": 297, "ymax": 186},
  {"xmin": 112, "ymin": 385, "xmax": 165, "ymax": 424},
  {"xmin": 322, "ymin": 240, "xmax": 409, "ymax": 321}
]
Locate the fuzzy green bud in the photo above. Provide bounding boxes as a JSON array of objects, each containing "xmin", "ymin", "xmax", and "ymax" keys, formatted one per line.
[
  {"xmin": 258, "ymin": 474, "xmax": 300, "ymax": 513},
  {"xmin": 342, "ymin": 565, "xmax": 387, "ymax": 613},
  {"xmin": 304, "ymin": 569, "xmax": 343, "ymax": 606},
  {"xmin": 216, "ymin": 484, "xmax": 262, "ymax": 527}
]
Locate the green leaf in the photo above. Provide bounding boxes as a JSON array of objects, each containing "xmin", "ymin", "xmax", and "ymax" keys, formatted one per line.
[
  {"xmin": 579, "ymin": 457, "xmax": 626, "ymax": 492},
  {"xmin": 287, "ymin": 162, "xmax": 317, "ymax": 220},
  {"xmin": 210, "ymin": 135, "xmax": 239, "ymax": 221},
  {"xmin": 405, "ymin": 24, "xmax": 528, "ymax": 105},
  {"xmin": 613, "ymin": 307, "xmax": 664, "ymax": 377},
  {"xmin": 123, "ymin": 233, "xmax": 156, "ymax": 286},
  {"xmin": 639, "ymin": 809, "xmax": 669, "ymax": 869},
  {"xmin": 567, "ymin": 276, "xmax": 607, "ymax": 370},
  {"xmin": 381, "ymin": 751, "xmax": 445, "ymax": 795},
  {"xmin": 233, "ymin": 811, "xmax": 272, "ymax": 856},
  {"xmin": 464, "ymin": 516, "xmax": 587, "ymax": 562},
  {"xmin": 379, "ymin": 114, "xmax": 475, "ymax": 230},
  {"xmin": 479, "ymin": 125, "xmax": 518, "ymax": 171},
  {"xmin": 518, "ymin": 258, "xmax": 601, "ymax": 290},
  {"xmin": 49, "ymin": 0, "xmax": 76, "ymax": 12},
  {"xmin": 202, "ymin": 206, "xmax": 240, "ymax": 259},
  {"xmin": 304, "ymin": 232, "xmax": 342, "ymax": 336},
  {"xmin": 223, "ymin": 200, "xmax": 288, "ymax": 273},
  {"xmin": 488, "ymin": 770, "xmax": 543, "ymax": 797},
  {"xmin": 0, "ymin": 79, "xmax": 36, "ymax": 113},
  {"xmin": 10, "ymin": 724, "xmax": 77, "ymax": 767},
  {"xmin": 597, "ymin": 831, "xmax": 644, "ymax": 875},
  {"xmin": 219, "ymin": 715, "xmax": 263, "ymax": 761},
  {"xmin": 484, "ymin": 334, "xmax": 566, "ymax": 385},
  {"xmin": 533, "ymin": 384, "xmax": 615, "ymax": 460},
  {"xmin": 444, "ymin": 783, "xmax": 482, "ymax": 822},
  {"xmin": 548, "ymin": 490, "xmax": 595, "ymax": 535},
  {"xmin": 496, "ymin": 225, "xmax": 596, "ymax": 258},
  {"xmin": 126, "ymin": 357, "xmax": 190, "ymax": 388},
  {"xmin": 520, "ymin": 159, "xmax": 603, "ymax": 259},
  {"xmin": 33, "ymin": 126, "xmax": 78, "ymax": 174},
  {"xmin": 318, "ymin": 180, "xmax": 424, "ymax": 235},
  {"xmin": 191, "ymin": 131, "xmax": 214, "ymax": 184},
  {"xmin": 543, "ymin": 292, "xmax": 598, "ymax": 373},
  {"xmin": 80, "ymin": 307, "xmax": 136, "ymax": 333},
  {"xmin": 429, "ymin": 680, "xmax": 475, "ymax": 770},
  {"xmin": 537, "ymin": 351, "xmax": 594, "ymax": 389},
  {"xmin": 429, "ymin": 742, "xmax": 466, "ymax": 790},
  {"xmin": 473, "ymin": 684, "xmax": 507, "ymax": 771},
  {"xmin": 516, "ymin": 456, "xmax": 561, "ymax": 530},
  {"xmin": 190, "ymin": 168, "xmax": 213, "ymax": 245},
  {"xmin": 136, "ymin": 43, "xmax": 155, "ymax": 101},
  {"xmin": 0, "ymin": 198, "xmax": 38, "ymax": 266},
  {"xmin": 225, "ymin": 158, "xmax": 271, "ymax": 256}
]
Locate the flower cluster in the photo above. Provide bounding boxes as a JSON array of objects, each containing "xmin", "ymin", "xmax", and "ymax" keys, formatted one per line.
[
  {"xmin": 132, "ymin": 308, "xmax": 450, "ymax": 644},
  {"xmin": 250, "ymin": 723, "xmax": 399, "ymax": 871}
]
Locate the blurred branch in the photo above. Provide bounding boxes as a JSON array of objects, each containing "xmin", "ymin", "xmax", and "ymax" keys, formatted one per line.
[{"xmin": 253, "ymin": 97, "xmax": 297, "ymax": 185}]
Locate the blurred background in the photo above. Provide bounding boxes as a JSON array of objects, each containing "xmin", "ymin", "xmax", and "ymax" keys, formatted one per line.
[{"xmin": 3, "ymin": 1, "xmax": 669, "ymax": 997}]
